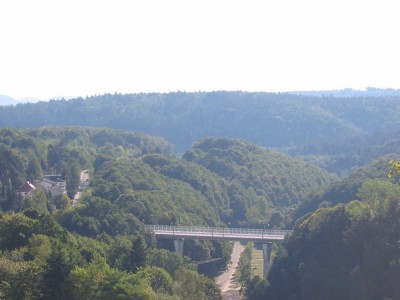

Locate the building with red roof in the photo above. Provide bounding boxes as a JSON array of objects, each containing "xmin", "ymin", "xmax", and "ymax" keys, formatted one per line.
[{"xmin": 18, "ymin": 181, "xmax": 36, "ymax": 197}]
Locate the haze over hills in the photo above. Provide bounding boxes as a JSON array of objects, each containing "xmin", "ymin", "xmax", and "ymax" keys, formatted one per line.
[
  {"xmin": 0, "ymin": 95, "xmax": 19, "ymax": 106},
  {"xmin": 288, "ymin": 87, "xmax": 400, "ymax": 98},
  {"xmin": 284, "ymin": 129, "xmax": 400, "ymax": 176},
  {"xmin": 2, "ymin": 0, "xmax": 400, "ymax": 296},
  {"xmin": 1, "ymin": 91, "xmax": 400, "ymax": 154},
  {"xmin": 1, "ymin": 94, "xmax": 400, "ymax": 298},
  {"xmin": 0, "ymin": 95, "xmax": 65, "ymax": 106}
]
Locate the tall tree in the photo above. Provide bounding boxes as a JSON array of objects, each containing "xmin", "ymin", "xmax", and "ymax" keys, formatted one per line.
[
  {"xmin": 124, "ymin": 236, "xmax": 147, "ymax": 272},
  {"xmin": 27, "ymin": 157, "xmax": 43, "ymax": 182},
  {"xmin": 66, "ymin": 159, "xmax": 80, "ymax": 199}
]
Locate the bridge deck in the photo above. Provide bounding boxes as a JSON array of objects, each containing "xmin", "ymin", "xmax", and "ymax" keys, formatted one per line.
[{"xmin": 146, "ymin": 225, "xmax": 291, "ymax": 242}]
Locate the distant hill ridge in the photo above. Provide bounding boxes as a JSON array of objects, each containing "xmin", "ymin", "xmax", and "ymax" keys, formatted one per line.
[
  {"xmin": 0, "ymin": 95, "xmax": 19, "ymax": 106},
  {"xmin": 1, "ymin": 91, "xmax": 400, "ymax": 152},
  {"xmin": 288, "ymin": 87, "xmax": 400, "ymax": 98}
]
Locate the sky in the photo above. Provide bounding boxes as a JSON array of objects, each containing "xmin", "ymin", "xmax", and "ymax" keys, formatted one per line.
[{"xmin": 0, "ymin": 0, "xmax": 399, "ymax": 100}]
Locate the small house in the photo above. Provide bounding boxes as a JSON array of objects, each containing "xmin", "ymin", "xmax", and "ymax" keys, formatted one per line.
[{"xmin": 18, "ymin": 181, "xmax": 36, "ymax": 197}]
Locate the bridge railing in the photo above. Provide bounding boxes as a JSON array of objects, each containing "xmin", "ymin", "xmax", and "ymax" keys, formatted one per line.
[{"xmin": 146, "ymin": 225, "xmax": 292, "ymax": 237}]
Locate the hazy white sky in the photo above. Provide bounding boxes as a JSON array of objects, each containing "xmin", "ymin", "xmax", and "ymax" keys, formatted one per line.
[{"xmin": 0, "ymin": 0, "xmax": 399, "ymax": 100}]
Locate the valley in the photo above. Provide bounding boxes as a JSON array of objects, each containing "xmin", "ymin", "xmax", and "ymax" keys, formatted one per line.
[{"xmin": 0, "ymin": 92, "xmax": 400, "ymax": 299}]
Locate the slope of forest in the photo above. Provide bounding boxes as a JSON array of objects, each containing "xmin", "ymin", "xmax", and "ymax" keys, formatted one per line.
[
  {"xmin": 0, "ymin": 127, "xmax": 338, "ymax": 298},
  {"xmin": 141, "ymin": 154, "xmax": 232, "ymax": 222},
  {"xmin": 1, "ymin": 92, "xmax": 400, "ymax": 152},
  {"xmin": 285, "ymin": 129, "xmax": 400, "ymax": 176},
  {"xmin": 0, "ymin": 127, "xmax": 171, "ymax": 202},
  {"xmin": 291, "ymin": 155, "xmax": 400, "ymax": 224},
  {"xmin": 183, "ymin": 138, "xmax": 336, "ymax": 227},
  {"xmin": 247, "ymin": 180, "xmax": 400, "ymax": 300},
  {"xmin": 1, "ymin": 124, "xmax": 399, "ymax": 299},
  {"xmin": 0, "ymin": 127, "xmax": 224, "ymax": 299}
]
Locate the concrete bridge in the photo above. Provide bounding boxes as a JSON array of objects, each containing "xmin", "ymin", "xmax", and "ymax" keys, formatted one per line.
[{"xmin": 146, "ymin": 225, "xmax": 292, "ymax": 278}]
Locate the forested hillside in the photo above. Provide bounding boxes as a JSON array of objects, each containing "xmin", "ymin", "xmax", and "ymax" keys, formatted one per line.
[
  {"xmin": 1, "ymin": 92, "xmax": 400, "ymax": 152},
  {"xmin": 247, "ymin": 180, "xmax": 400, "ymax": 300},
  {"xmin": 1, "ymin": 121, "xmax": 400, "ymax": 299},
  {"xmin": 0, "ymin": 127, "xmax": 338, "ymax": 299},
  {"xmin": 285, "ymin": 129, "xmax": 400, "ymax": 176},
  {"xmin": 291, "ymin": 155, "xmax": 399, "ymax": 224},
  {"xmin": 183, "ymin": 138, "xmax": 336, "ymax": 227},
  {"xmin": 0, "ymin": 127, "xmax": 171, "ymax": 209},
  {"xmin": 0, "ymin": 127, "xmax": 226, "ymax": 299}
]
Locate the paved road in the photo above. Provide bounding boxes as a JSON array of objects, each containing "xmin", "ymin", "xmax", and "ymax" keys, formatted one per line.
[
  {"xmin": 216, "ymin": 242, "xmax": 245, "ymax": 300},
  {"xmin": 73, "ymin": 170, "xmax": 89, "ymax": 203},
  {"xmin": 80, "ymin": 170, "xmax": 89, "ymax": 183}
]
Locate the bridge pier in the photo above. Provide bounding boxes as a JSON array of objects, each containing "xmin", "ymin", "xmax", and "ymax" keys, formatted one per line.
[
  {"xmin": 173, "ymin": 238, "xmax": 184, "ymax": 256},
  {"xmin": 262, "ymin": 242, "xmax": 272, "ymax": 279}
]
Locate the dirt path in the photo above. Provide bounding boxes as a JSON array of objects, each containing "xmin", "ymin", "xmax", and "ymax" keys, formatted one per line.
[{"xmin": 216, "ymin": 242, "xmax": 245, "ymax": 300}]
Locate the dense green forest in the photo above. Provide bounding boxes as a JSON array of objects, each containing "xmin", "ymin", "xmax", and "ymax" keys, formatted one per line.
[
  {"xmin": 285, "ymin": 129, "xmax": 400, "ymax": 176},
  {"xmin": 1, "ymin": 92, "xmax": 400, "ymax": 153},
  {"xmin": 1, "ymin": 92, "xmax": 400, "ymax": 299},
  {"xmin": 183, "ymin": 138, "xmax": 335, "ymax": 227},
  {"xmin": 0, "ymin": 127, "xmax": 224, "ymax": 299},
  {"xmin": 0, "ymin": 127, "xmax": 337, "ymax": 299},
  {"xmin": 291, "ymin": 155, "xmax": 399, "ymax": 225},
  {"xmin": 246, "ymin": 179, "xmax": 400, "ymax": 299}
]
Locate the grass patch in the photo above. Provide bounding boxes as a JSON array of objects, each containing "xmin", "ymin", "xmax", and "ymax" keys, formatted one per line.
[{"xmin": 251, "ymin": 248, "xmax": 264, "ymax": 278}]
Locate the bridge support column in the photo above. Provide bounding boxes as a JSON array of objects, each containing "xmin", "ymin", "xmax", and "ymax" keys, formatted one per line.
[
  {"xmin": 173, "ymin": 238, "xmax": 184, "ymax": 256},
  {"xmin": 262, "ymin": 242, "xmax": 272, "ymax": 279}
]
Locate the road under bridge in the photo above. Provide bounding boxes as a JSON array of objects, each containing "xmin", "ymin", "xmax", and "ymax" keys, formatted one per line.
[{"xmin": 146, "ymin": 225, "xmax": 292, "ymax": 278}]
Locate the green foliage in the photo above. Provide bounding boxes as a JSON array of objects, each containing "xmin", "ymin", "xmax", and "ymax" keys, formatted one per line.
[
  {"xmin": 265, "ymin": 180, "xmax": 400, "ymax": 299},
  {"xmin": 66, "ymin": 159, "xmax": 81, "ymax": 199},
  {"xmin": 0, "ymin": 127, "xmax": 172, "ymax": 211},
  {"xmin": 3, "ymin": 94, "xmax": 400, "ymax": 299},
  {"xmin": 245, "ymin": 276, "xmax": 271, "ymax": 300},
  {"xmin": 40, "ymin": 245, "xmax": 74, "ymax": 300},
  {"xmin": 2, "ymin": 92, "xmax": 400, "ymax": 153},
  {"xmin": 0, "ymin": 145, "xmax": 26, "ymax": 190},
  {"xmin": 67, "ymin": 254, "xmax": 154, "ymax": 300},
  {"xmin": 287, "ymin": 130, "xmax": 400, "ymax": 176},
  {"xmin": 136, "ymin": 266, "xmax": 175, "ymax": 295},
  {"xmin": 173, "ymin": 267, "xmax": 222, "ymax": 300},
  {"xmin": 59, "ymin": 196, "xmax": 143, "ymax": 238},
  {"xmin": 27, "ymin": 157, "xmax": 44, "ymax": 182},
  {"xmin": 142, "ymin": 154, "xmax": 232, "ymax": 220},
  {"xmin": 175, "ymin": 268, "xmax": 207, "ymax": 300},
  {"xmin": 50, "ymin": 193, "xmax": 71, "ymax": 210},
  {"xmin": 236, "ymin": 242, "xmax": 253, "ymax": 285},
  {"xmin": 21, "ymin": 189, "xmax": 49, "ymax": 214},
  {"xmin": 0, "ymin": 256, "xmax": 44, "ymax": 299},
  {"xmin": 388, "ymin": 159, "xmax": 400, "ymax": 180},
  {"xmin": 292, "ymin": 156, "xmax": 397, "ymax": 225},
  {"xmin": 203, "ymin": 276, "xmax": 223, "ymax": 300},
  {"xmin": 0, "ymin": 213, "xmax": 37, "ymax": 250},
  {"xmin": 146, "ymin": 249, "xmax": 195, "ymax": 276},
  {"xmin": 93, "ymin": 158, "xmax": 221, "ymax": 227},
  {"xmin": 28, "ymin": 234, "xmax": 52, "ymax": 262},
  {"xmin": 0, "ymin": 211, "xmax": 68, "ymax": 251},
  {"xmin": 123, "ymin": 236, "xmax": 147, "ymax": 272},
  {"xmin": 357, "ymin": 180, "xmax": 400, "ymax": 210},
  {"xmin": 184, "ymin": 137, "xmax": 335, "ymax": 227}
]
